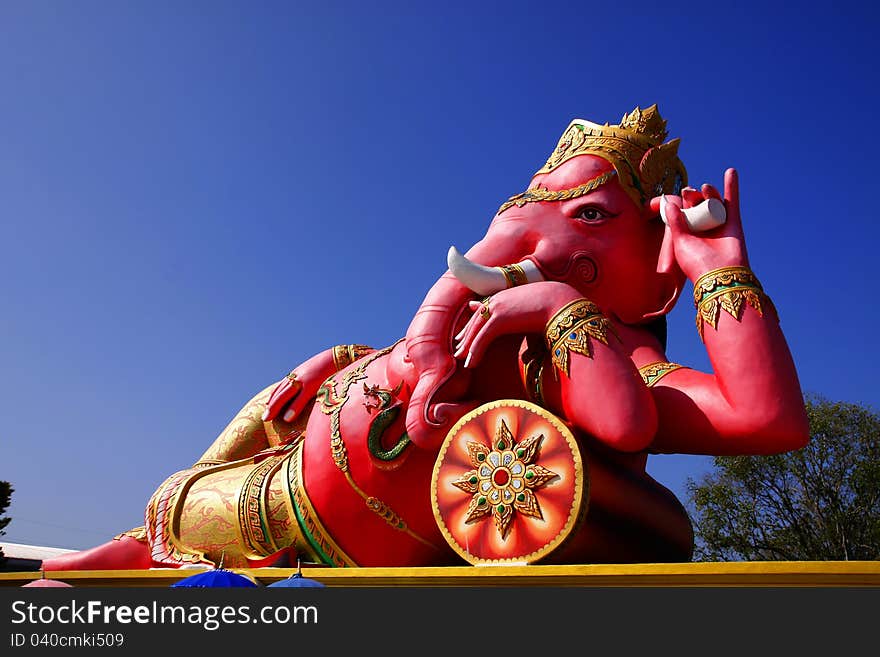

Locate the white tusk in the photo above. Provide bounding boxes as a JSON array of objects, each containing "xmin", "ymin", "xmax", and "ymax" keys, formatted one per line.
[
  {"xmin": 517, "ymin": 260, "xmax": 544, "ymax": 283},
  {"xmin": 447, "ymin": 246, "xmax": 507, "ymax": 295},
  {"xmin": 447, "ymin": 246, "xmax": 544, "ymax": 295}
]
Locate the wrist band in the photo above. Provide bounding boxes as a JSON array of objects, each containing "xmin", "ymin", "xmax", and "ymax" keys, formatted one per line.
[
  {"xmin": 693, "ymin": 266, "xmax": 762, "ymax": 307},
  {"xmin": 693, "ymin": 267, "xmax": 775, "ymax": 341},
  {"xmin": 331, "ymin": 344, "xmax": 374, "ymax": 371}
]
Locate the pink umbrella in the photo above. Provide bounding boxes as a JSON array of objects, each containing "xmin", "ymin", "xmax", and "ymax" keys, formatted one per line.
[{"xmin": 21, "ymin": 571, "xmax": 73, "ymax": 587}]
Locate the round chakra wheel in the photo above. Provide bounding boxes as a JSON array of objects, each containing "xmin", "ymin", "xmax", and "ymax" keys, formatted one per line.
[{"xmin": 431, "ymin": 399, "xmax": 588, "ymax": 565}]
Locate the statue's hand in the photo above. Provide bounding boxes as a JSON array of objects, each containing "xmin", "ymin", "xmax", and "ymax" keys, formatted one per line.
[
  {"xmin": 261, "ymin": 347, "xmax": 351, "ymax": 422},
  {"xmin": 453, "ymin": 281, "xmax": 583, "ymax": 369},
  {"xmin": 657, "ymin": 168, "xmax": 750, "ymax": 281},
  {"xmin": 262, "ymin": 371, "xmax": 307, "ymax": 423}
]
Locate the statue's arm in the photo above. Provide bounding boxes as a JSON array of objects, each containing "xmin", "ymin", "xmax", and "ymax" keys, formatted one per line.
[
  {"xmin": 457, "ymin": 282, "xmax": 659, "ymax": 453},
  {"xmin": 262, "ymin": 343, "xmax": 376, "ymax": 422},
  {"xmin": 648, "ymin": 171, "xmax": 809, "ymax": 455}
]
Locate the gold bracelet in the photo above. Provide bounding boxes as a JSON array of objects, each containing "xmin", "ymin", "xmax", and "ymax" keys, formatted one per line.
[
  {"xmin": 331, "ymin": 343, "xmax": 374, "ymax": 371},
  {"xmin": 693, "ymin": 266, "xmax": 763, "ymax": 307},
  {"xmin": 545, "ymin": 299, "xmax": 615, "ymax": 376},
  {"xmin": 522, "ymin": 350, "xmax": 547, "ymax": 407}
]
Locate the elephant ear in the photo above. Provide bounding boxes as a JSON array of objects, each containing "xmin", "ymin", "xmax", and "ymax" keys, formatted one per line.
[
  {"xmin": 640, "ymin": 274, "xmax": 683, "ymax": 321},
  {"xmin": 632, "ymin": 142, "xmax": 687, "ymax": 324},
  {"xmin": 609, "ymin": 268, "xmax": 683, "ymax": 326},
  {"xmin": 639, "ymin": 139, "xmax": 687, "ymax": 199}
]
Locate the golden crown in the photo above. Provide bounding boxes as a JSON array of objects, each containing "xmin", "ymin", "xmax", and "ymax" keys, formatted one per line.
[{"xmin": 534, "ymin": 104, "xmax": 687, "ymax": 206}]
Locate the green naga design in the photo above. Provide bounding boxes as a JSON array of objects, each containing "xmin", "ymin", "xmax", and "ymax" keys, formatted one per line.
[{"xmin": 362, "ymin": 383, "xmax": 411, "ymax": 462}]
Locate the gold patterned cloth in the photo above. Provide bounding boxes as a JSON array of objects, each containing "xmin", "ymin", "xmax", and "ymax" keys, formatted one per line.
[{"xmin": 141, "ymin": 438, "xmax": 356, "ymax": 569}]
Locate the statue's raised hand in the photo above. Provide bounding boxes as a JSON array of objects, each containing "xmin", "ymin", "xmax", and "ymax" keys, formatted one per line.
[{"xmin": 657, "ymin": 168, "xmax": 750, "ymax": 281}]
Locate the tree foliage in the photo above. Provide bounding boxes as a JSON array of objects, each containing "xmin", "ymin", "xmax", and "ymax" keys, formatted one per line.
[
  {"xmin": 687, "ymin": 395, "xmax": 880, "ymax": 561},
  {"xmin": 0, "ymin": 480, "xmax": 12, "ymax": 566}
]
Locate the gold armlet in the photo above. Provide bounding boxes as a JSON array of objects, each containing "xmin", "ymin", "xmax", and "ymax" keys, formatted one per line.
[
  {"xmin": 331, "ymin": 343, "xmax": 375, "ymax": 371},
  {"xmin": 693, "ymin": 266, "xmax": 776, "ymax": 341},
  {"xmin": 638, "ymin": 361, "xmax": 685, "ymax": 387},
  {"xmin": 545, "ymin": 299, "xmax": 616, "ymax": 376}
]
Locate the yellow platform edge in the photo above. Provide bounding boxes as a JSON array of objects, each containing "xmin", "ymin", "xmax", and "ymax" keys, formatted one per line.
[{"xmin": 2, "ymin": 561, "xmax": 879, "ymax": 587}]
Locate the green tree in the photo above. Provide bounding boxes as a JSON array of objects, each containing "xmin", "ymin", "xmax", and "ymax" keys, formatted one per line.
[
  {"xmin": 687, "ymin": 395, "xmax": 880, "ymax": 561},
  {"xmin": 0, "ymin": 481, "xmax": 12, "ymax": 566}
]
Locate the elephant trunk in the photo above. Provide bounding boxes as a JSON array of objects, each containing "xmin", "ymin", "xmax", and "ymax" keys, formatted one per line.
[
  {"xmin": 404, "ymin": 230, "xmax": 540, "ymax": 450},
  {"xmin": 403, "ymin": 269, "xmax": 471, "ymax": 451}
]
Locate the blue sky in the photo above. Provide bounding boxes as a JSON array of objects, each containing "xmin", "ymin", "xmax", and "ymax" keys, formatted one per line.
[{"xmin": 2, "ymin": 1, "xmax": 878, "ymax": 551}]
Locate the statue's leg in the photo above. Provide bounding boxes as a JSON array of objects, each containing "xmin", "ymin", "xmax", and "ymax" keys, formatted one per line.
[
  {"xmin": 194, "ymin": 383, "xmax": 305, "ymax": 466},
  {"xmin": 42, "ymin": 532, "xmax": 152, "ymax": 571},
  {"xmin": 44, "ymin": 383, "xmax": 311, "ymax": 572}
]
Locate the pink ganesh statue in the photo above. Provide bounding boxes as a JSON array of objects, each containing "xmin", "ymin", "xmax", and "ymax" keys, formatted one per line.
[{"xmin": 44, "ymin": 105, "xmax": 809, "ymax": 570}]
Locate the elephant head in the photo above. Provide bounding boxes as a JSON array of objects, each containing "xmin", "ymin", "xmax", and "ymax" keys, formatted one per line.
[{"xmin": 404, "ymin": 105, "xmax": 688, "ymax": 449}]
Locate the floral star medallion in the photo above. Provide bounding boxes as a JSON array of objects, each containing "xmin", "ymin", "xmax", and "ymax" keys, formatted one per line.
[
  {"xmin": 431, "ymin": 399, "xmax": 588, "ymax": 565},
  {"xmin": 450, "ymin": 418, "xmax": 557, "ymax": 539}
]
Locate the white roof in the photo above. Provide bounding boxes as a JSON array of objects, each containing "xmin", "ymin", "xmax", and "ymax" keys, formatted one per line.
[{"xmin": 1, "ymin": 542, "xmax": 77, "ymax": 560}]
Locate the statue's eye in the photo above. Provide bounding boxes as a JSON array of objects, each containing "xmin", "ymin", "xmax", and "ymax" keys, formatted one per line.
[{"xmin": 574, "ymin": 206, "xmax": 610, "ymax": 223}]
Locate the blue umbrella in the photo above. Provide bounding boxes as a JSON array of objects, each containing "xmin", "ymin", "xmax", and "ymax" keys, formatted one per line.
[
  {"xmin": 267, "ymin": 572, "xmax": 325, "ymax": 588},
  {"xmin": 171, "ymin": 567, "xmax": 258, "ymax": 588},
  {"xmin": 267, "ymin": 560, "xmax": 325, "ymax": 588}
]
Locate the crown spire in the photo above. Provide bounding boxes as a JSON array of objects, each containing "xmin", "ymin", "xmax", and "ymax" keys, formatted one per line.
[
  {"xmin": 534, "ymin": 104, "xmax": 686, "ymax": 205},
  {"xmin": 619, "ymin": 104, "xmax": 668, "ymax": 142}
]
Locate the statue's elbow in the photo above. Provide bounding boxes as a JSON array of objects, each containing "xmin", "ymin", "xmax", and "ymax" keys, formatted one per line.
[
  {"xmin": 564, "ymin": 389, "xmax": 658, "ymax": 453},
  {"xmin": 597, "ymin": 408, "xmax": 658, "ymax": 453},
  {"xmin": 752, "ymin": 404, "xmax": 811, "ymax": 453},
  {"xmin": 780, "ymin": 407, "xmax": 811, "ymax": 451}
]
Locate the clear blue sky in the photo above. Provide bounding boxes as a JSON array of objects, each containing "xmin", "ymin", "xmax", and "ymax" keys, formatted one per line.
[{"xmin": 2, "ymin": 1, "xmax": 878, "ymax": 551}]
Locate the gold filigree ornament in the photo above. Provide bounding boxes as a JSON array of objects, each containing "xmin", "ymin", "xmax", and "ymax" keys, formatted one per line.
[
  {"xmin": 451, "ymin": 417, "xmax": 555, "ymax": 539},
  {"xmin": 431, "ymin": 399, "xmax": 588, "ymax": 565},
  {"xmin": 692, "ymin": 266, "xmax": 763, "ymax": 307},
  {"xmin": 696, "ymin": 286, "xmax": 768, "ymax": 342},
  {"xmin": 690, "ymin": 267, "xmax": 779, "ymax": 341},
  {"xmin": 533, "ymin": 105, "xmax": 687, "ymax": 207},
  {"xmin": 545, "ymin": 298, "xmax": 617, "ymax": 376},
  {"xmin": 331, "ymin": 343, "xmax": 374, "ymax": 371},
  {"xmin": 115, "ymin": 526, "xmax": 147, "ymax": 542},
  {"xmin": 638, "ymin": 361, "xmax": 685, "ymax": 387},
  {"xmin": 497, "ymin": 170, "xmax": 617, "ymax": 215},
  {"xmin": 522, "ymin": 349, "xmax": 547, "ymax": 408}
]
